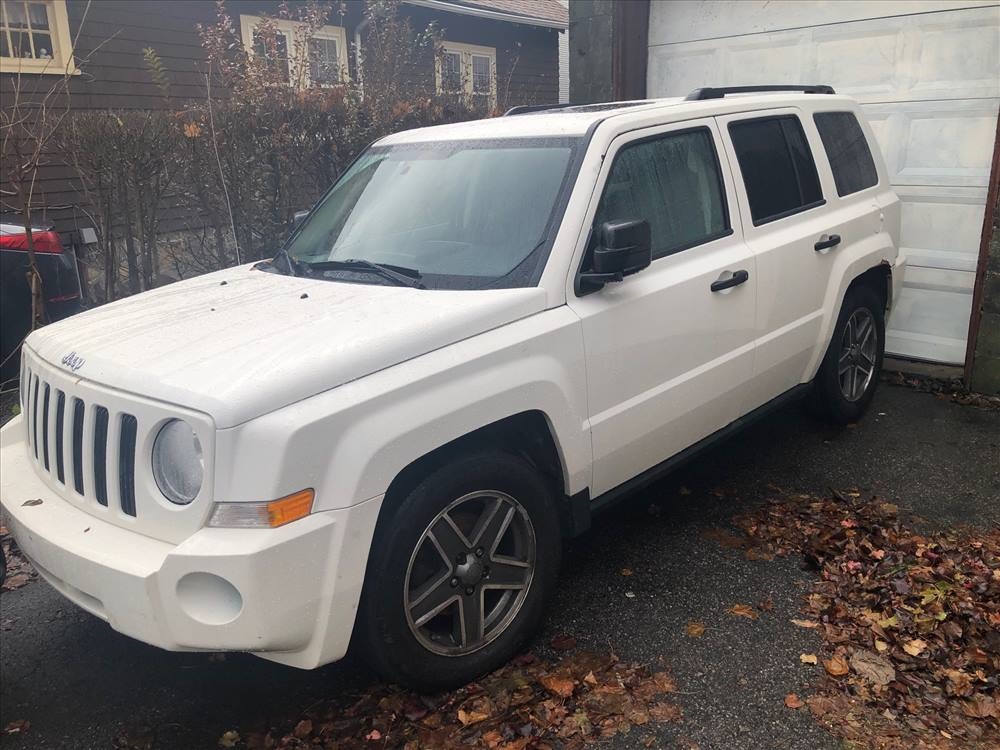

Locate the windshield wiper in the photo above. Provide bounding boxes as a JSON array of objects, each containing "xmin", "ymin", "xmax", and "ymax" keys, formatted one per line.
[{"xmin": 304, "ymin": 259, "xmax": 425, "ymax": 289}]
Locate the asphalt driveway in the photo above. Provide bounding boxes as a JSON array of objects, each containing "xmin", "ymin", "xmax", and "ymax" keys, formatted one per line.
[{"xmin": 1, "ymin": 383, "xmax": 998, "ymax": 749}]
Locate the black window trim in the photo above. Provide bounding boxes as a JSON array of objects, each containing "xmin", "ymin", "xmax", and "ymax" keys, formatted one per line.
[
  {"xmin": 812, "ymin": 110, "xmax": 880, "ymax": 198},
  {"xmin": 728, "ymin": 114, "xmax": 827, "ymax": 228},
  {"xmin": 578, "ymin": 125, "xmax": 734, "ymax": 284}
]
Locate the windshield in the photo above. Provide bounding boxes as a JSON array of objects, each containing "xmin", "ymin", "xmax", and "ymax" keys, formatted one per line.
[{"xmin": 282, "ymin": 137, "xmax": 580, "ymax": 289}]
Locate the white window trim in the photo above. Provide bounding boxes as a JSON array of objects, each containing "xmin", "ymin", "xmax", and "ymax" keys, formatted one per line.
[
  {"xmin": 435, "ymin": 40, "xmax": 496, "ymax": 107},
  {"xmin": 239, "ymin": 14, "xmax": 348, "ymax": 88},
  {"xmin": 0, "ymin": 0, "xmax": 79, "ymax": 75}
]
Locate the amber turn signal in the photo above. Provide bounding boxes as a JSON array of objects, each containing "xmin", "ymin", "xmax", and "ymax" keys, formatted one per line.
[{"xmin": 207, "ymin": 489, "xmax": 315, "ymax": 529}]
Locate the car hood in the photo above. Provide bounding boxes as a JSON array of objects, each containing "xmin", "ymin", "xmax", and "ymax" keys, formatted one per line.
[{"xmin": 26, "ymin": 265, "xmax": 548, "ymax": 427}]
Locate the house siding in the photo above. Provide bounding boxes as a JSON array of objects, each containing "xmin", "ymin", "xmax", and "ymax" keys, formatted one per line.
[{"xmin": 1, "ymin": 0, "xmax": 561, "ymax": 234}]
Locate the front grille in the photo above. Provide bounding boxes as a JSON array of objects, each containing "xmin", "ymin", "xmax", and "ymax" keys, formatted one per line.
[{"xmin": 22, "ymin": 365, "xmax": 139, "ymax": 518}]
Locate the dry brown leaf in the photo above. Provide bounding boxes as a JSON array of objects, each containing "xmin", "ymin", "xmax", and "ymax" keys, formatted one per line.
[
  {"xmin": 727, "ymin": 604, "xmax": 758, "ymax": 620},
  {"xmin": 799, "ymin": 653, "xmax": 818, "ymax": 665},
  {"xmin": 620, "ymin": 567, "xmax": 634, "ymax": 576},
  {"xmin": 790, "ymin": 618, "xmax": 819, "ymax": 628},
  {"xmin": 685, "ymin": 621, "xmax": 706, "ymax": 638},
  {"xmin": 849, "ymin": 649, "xmax": 894, "ymax": 687},
  {"xmin": 824, "ymin": 653, "xmax": 850, "ymax": 677},
  {"xmin": 902, "ymin": 638, "xmax": 927, "ymax": 657},
  {"xmin": 539, "ymin": 674, "xmax": 575, "ymax": 699},
  {"xmin": 549, "ymin": 633, "xmax": 578, "ymax": 652},
  {"xmin": 784, "ymin": 693, "xmax": 804, "ymax": 709},
  {"xmin": 292, "ymin": 720, "xmax": 312, "ymax": 739},
  {"xmin": 648, "ymin": 701, "xmax": 682, "ymax": 722},
  {"xmin": 456, "ymin": 708, "xmax": 490, "ymax": 726}
]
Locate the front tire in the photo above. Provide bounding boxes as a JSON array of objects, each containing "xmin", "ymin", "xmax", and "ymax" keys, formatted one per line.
[
  {"xmin": 811, "ymin": 283, "xmax": 885, "ymax": 425},
  {"xmin": 358, "ymin": 451, "xmax": 561, "ymax": 691}
]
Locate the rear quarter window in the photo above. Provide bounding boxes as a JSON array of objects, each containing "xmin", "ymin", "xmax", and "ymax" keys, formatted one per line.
[
  {"xmin": 813, "ymin": 111, "xmax": 879, "ymax": 197},
  {"xmin": 728, "ymin": 115, "xmax": 824, "ymax": 225}
]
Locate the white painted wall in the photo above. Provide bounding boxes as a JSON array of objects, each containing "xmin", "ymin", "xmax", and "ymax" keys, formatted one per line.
[{"xmin": 646, "ymin": 1, "xmax": 1000, "ymax": 364}]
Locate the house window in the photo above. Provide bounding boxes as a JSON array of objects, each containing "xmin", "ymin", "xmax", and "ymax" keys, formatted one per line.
[
  {"xmin": 0, "ymin": 0, "xmax": 78, "ymax": 75},
  {"xmin": 239, "ymin": 14, "xmax": 347, "ymax": 87},
  {"xmin": 436, "ymin": 41, "xmax": 496, "ymax": 107}
]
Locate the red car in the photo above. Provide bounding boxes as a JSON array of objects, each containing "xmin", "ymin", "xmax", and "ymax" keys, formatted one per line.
[{"xmin": 0, "ymin": 221, "xmax": 84, "ymax": 381}]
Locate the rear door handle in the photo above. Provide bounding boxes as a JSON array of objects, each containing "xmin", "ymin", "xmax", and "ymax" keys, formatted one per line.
[
  {"xmin": 814, "ymin": 234, "xmax": 841, "ymax": 251},
  {"xmin": 710, "ymin": 269, "xmax": 749, "ymax": 292}
]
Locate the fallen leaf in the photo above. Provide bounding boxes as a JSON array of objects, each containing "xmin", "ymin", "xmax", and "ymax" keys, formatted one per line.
[
  {"xmin": 799, "ymin": 653, "xmax": 818, "ymax": 665},
  {"xmin": 4, "ymin": 720, "xmax": 30, "ymax": 735},
  {"xmin": 824, "ymin": 653, "xmax": 850, "ymax": 677},
  {"xmin": 849, "ymin": 649, "xmax": 894, "ymax": 687},
  {"xmin": 293, "ymin": 720, "xmax": 312, "ymax": 739},
  {"xmin": 620, "ymin": 567, "xmax": 634, "ymax": 576},
  {"xmin": 902, "ymin": 638, "xmax": 927, "ymax": 657},
  {"xmin": 583, "ymin": 670, "xmax": 598, "ymax": 686},
  {"xmin": 456, "ymin": 708, "xmax": 489, "ymax": 726},
  {"xmin": 784, "ymin": 693, "xmax": 804, "ymax": 709},
  {"xmin": 365, "ymin": 728, "xmax": 383, "ymax": 741},
  {"xmin": 727, "ymin": 604, "xmax": 758, "ymax": 620},
  {"xmin": 648, "ymin": 701, "xmax": 682, "ymax": 722},
  {"xmin": 218, "ymin": 731, "xmax": 240, "ymax": 748},
  {"xmin": 549, "ymin": 633, "xmax": 577, "ymax": 652},
  {"xmin": 539, "ymin": 674, "xmax": 575, "ymax": 699},
  {"xmin": 685, "ymin": 621, "xmax": 705, "ymax": 638},
  {"xmin": 791, "ymin": 618, "xmax": 819, "ymax": 628}
]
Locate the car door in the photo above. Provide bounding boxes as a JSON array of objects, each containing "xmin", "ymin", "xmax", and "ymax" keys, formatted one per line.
[
  {"xmin": 567, "ymin": 119, "xmax": 757, "ymax": 498},
  {"xmin": 717, "ymin": 108, "xmax": 852, "ymax": 412}
]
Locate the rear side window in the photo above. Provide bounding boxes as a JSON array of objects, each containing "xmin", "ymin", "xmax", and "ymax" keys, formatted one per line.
[
  {"xmin": 814, "ymin": 111, "xmax": 878, "ymax": 196},
  {"xmin": 728, "ymin": 116, "xmax": 823, "ymax": 225},
  {"xmin": 593, "ymin": 128, "xmax": 730, "ymax": 259}
]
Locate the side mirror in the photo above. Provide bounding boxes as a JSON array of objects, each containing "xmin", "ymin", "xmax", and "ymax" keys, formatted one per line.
[
  {"xmin": 577, "ymin": 219, "xmax": 652, "ymax": 293},
  {"xmin": 292, "ymin": 209, "xmax": 310, "ymax": 230}
]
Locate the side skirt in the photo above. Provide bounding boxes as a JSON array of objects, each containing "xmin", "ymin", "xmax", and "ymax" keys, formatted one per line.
[{"xmin": 563, "ymin": 383, "xmax": 811, "ymax": 537}]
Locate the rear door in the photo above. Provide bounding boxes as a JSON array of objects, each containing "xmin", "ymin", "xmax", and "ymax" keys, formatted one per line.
[
  {"xmin": 568, "ymin": 119, "xmax": 757, "ymax": 497},
  {"xmin": 718, "ymin": 108, "xmax": 860, "ymax": 411}
]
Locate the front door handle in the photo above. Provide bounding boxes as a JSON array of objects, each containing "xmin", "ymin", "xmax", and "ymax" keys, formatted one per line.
[
  {"xmin": 815, "ymin": 234, "xmax": 841, "ymax": 252},
  {"xmin": 711, "ymin": 269, "xmax": 749, "ymax": 292}
]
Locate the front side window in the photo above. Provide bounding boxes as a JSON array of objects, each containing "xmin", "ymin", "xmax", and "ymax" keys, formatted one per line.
[
  {"xmin": 282, "ymin": 138, "xmax": 579, "ymax": 290},
  {"xmin": 0, "ymin": 0, "xmax": 76, "ymax": 74},
  {"xmin": 728, "ymin": 115, "xmax": 824, "ymax": 225},
  {"xmin": 814, "ymin": 111, "xmax": 878, "ymax": 197},
  {"xmin": 593, "ymin": 128, "xmax": 730, "ymax": 259}
]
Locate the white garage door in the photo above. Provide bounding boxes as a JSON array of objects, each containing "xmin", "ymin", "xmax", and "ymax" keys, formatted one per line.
[{"xmin": 647, "ymin": 0, "xmax": 1000, "ymax": 364}]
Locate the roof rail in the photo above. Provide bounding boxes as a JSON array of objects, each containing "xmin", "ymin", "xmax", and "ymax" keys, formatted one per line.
[
  {"xmin": 503, "ymin": 103, "xmax": 578, "ymax": 116},
  {"xmin": 685, "ymin": 85, "xmax": 835, "ymax": 101}
]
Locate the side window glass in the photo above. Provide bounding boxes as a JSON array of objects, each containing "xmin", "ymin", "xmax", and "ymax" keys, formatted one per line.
[
  {"xmin": 728, "ymin": 115, "xmax": 824, "ymax": 225},
  {"xmin": 814, "ymin": 111, "xmax": 878, "ymax": 196},
  {"xmin": 593, "ymin": 128, "xmax": 729, "ymax": 260}
]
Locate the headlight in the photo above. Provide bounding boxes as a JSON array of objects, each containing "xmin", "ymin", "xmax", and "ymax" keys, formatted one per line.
[{"xmin": 152, "ymin": 419, "xmax": 203, "ymax": 505}]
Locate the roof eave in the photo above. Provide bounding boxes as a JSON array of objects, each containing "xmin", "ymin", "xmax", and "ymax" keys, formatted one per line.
[{"xmin": 404, "ymin": 0, "xmax": 567, "ymax": 30}]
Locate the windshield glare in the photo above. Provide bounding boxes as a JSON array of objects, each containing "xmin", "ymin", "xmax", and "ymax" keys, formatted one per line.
[{"xmin": 284, "ymin": 137, "xmax": 579, "ymax": 289}]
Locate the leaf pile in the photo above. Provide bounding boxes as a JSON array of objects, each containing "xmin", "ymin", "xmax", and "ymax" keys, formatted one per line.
[
  {"xmin": 736, "ymin": 492, "xmax": 1000, "ymax": 746},
  {"xmin": 1, "ymin": 525, "xmax": 35, "ymax": 591},
  {"xmin": 238, "ymin": 649, "xmax": 680, "ymax": 749},
  {"xmin": 883, "ymin": 370, "xmax": 1000, "ymax": 411}
]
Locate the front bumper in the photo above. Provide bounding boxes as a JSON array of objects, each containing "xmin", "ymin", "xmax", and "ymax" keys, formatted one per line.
[{"xmin": 1, "ymin": 416, "xmax": 382, "ymax": 669}]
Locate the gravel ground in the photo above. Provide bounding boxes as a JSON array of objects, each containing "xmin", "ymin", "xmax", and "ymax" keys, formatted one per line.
[{"xmin": 1, "ymin": 383, "xmax": 998, "ymax": 749}]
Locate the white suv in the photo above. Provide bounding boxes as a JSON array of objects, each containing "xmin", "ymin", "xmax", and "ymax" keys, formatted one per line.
[{"xmin": 1, "ymin": 86, "xmax": 904, "ymax": 690}]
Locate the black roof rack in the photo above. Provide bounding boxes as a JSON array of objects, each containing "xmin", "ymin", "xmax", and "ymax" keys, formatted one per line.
[
  {"xmin": 504, "ymin": 103, "xmax": 579, "ymax": 116},
  {"xmin": 685, "ymin": 85, "xmax": 835, "ymax": 101}
]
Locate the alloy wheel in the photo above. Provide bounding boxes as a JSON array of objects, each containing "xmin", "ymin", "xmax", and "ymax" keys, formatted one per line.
[
  {"xmin": 838, "ymin": 307, "xmax": 878, "ymax": 402},
  {"xmin": 404, "ymin": 490, "xmax": 535, "ymax": 657}
]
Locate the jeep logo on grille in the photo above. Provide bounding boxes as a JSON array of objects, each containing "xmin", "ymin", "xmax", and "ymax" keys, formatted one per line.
[{"xmin": 61, "ymin": 351, "xmax": 85, "ymax": 372}]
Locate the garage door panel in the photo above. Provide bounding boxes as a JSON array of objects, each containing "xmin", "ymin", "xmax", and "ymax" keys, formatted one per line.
[
  {"xmin": 897, "ymin": 186, "xmax": 988, "ymax": 272},
  {"xmin": 911, "ymin": 13, "xmax": 1000, "ymax": 99},
  {"xmin": 863, "ymin": 101, "xmax": 999, "ymax": 187},
  {"xmin": 646, "ymin": 2, "xmax": 1000, "ymax": 365}
]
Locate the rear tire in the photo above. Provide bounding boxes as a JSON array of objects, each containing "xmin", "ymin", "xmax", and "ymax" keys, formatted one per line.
[
  {"xmin": 810, "ymin": 283, "xmax": 885, "ymax": 425},
  {"xmin": 357, "ymin": 450, "xmax": 560, "ymax": 691}
]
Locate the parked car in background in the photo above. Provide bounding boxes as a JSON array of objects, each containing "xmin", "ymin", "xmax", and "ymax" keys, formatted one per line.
[
  {"xmin": 0, "ymin": 86, "xmax": 903, "ymax": 691},
  {"xmin": 0, "ymin": 221, "xmax": 83, "ymax": 382}
]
